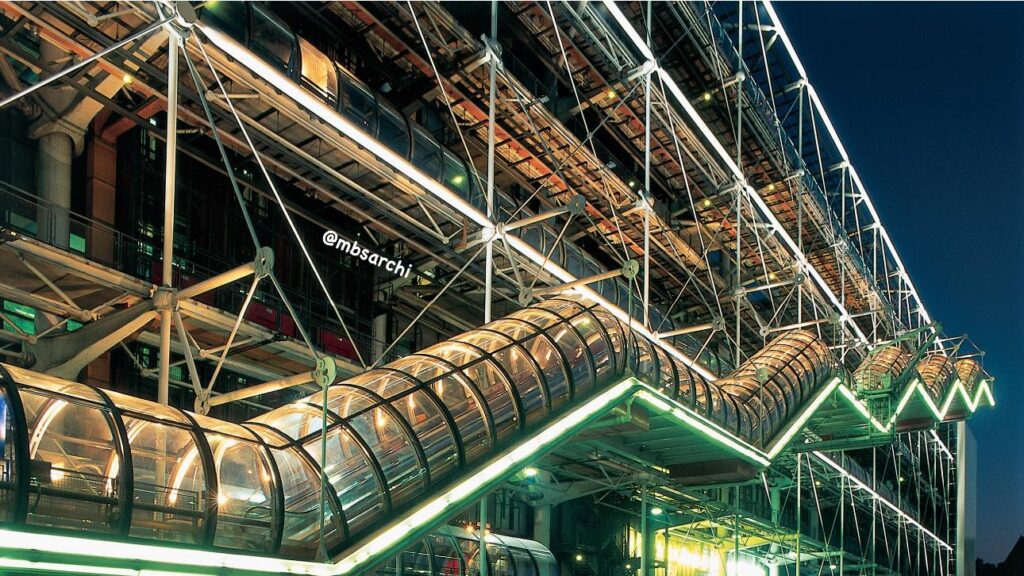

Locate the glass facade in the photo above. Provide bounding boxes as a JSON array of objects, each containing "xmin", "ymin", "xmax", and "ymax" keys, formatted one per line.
[{"xmin": 0, "ymin": 294, "xmax": 976, "ymax": 561}]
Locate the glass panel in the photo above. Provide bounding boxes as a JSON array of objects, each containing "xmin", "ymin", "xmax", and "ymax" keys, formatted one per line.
[
  {"xmin": 455, "ymin": 329, "xmax": 513, "ymax": 353},
  {"xmin": 206, "ymin": 432, "xmax": 276, "ymax": 552},
  {"xmin": 487, "ymin": 543, "xmax": 514, "ymax": 576},
  {"xmin": 546, "ymin": 322, "xmax": 592, "ymax": 396},
  {"xmin": 433, "ymin": 373, "xmax": 490, "ymax": 461},
  {"xmin": 509, "ymin": 307, "xmax": 562, "ymax": 330},
  {"xmin": 306, "ymin": 385, "xmax": 378, "ymax": 420},
  {"xmin": 389, "ymin": 355, "xmax": 454, "ymax": 383},
  {"xmin": 269, "ymin": 442, "xmax": 342, "ymax": 559},
  {"xmin": 569, "ymin": 312, "xmax": 611, "ymax": 385},
  {"xmin": 379, "ymin": 104, "xmax": 410, "ymax": 157},
  {"xmin": 298, "ymin": 38, "xmax": 338, "ymax": 100},
  {"xmin": 653, "ymin": 346, "xmax": 676, "ymax": 396},
  {"xmin": 589, "ymin": 308, "xmax": 624, "ymax": 374},
  {"xmin": 304, "ymin": 425, "xmax": 384, "ymax": 536},
  {"xmin": 391, "ymin": 390, "xmax": 457, "ymax": 481},
  {"xmin": 509, "ymin": 547, "xmax": 537, "ymax": 576},
  {"xmin": 251, "ymin": 4, "xmax": 294, "ymax": 69},
  {"xmin": 199, "ymin": 0, "xmax": 245, "ymax": 43},
  {"xmin": 634, "ymin": 336, "xmax": 656, "ymax": 383},
  {"xmin": 250, "ymin": 402, "xmax": 325, "ymax": 443},
  {"xmin": 485, "ymin": 319, "xmax": 540, "ymax": 341},
  {"xmin": 461, "ymin": 359, "xmax": 517, "ymax": 442},
  {"xmin": 529, "ymin": 549, "xmax": 557, "ymax": 576},
  {"xmin": 348, "ymin": 408, "xmax": 423, "ymax": 510},
  {"xmin": 430, "ymin": 533, "xmax": 464, "ymax": 576},
  {"xmin": 340, "ymin": 72, "xmax": 378, "ymax": 133},
  {"xmin": 7, "ymin": 364, "xmax": 106, "ymax": 402},
  {"xmin": 520, "ymin": 335, "xmax": 570, "ymax": 410},
  {"xmin": 459, "ymin": 536, "xmax": 481, "ymax": 576},
  {"xmin": 422, "ymin": 341, "xmax": 483, "ymax": 368},
  {"xmin": 0, "ymin": 386, "xmax": 13, "ymax": 522},
  {"xmin": 493, "ymin": 344, "xmax": 547, "ymax": 425},
  {"xmin": 123, "ymin": 415, "xmax": 206, "ymax": 544},
  {"xmin": 21, "ymin": 389, "xmax": 119, "ymax": 533},
  {"xmin": 443, "ymin": 151, "xmax": 470, "ymax": 197},
  {"xmin": 412, "ymin": 127, "xmax": 442, "ymax": 179},
  {"xmin": 104, "ymin": 388, "xmax": 190, "ymax": 424},
  {"xmin": 672, "ymin": 358, "xmax": 696, "ymax": 405},
  {"xmin": 356, "ymin": 371, "xmax": 418, "ymax": 402},
  {"xmin": 401, "ymin": 538, "xmax": 433, "ymax": 576}
]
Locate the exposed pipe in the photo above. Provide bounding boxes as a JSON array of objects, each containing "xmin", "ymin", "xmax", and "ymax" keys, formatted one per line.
[{"xmin": 158, "ymin": 24, "xmax": 180, "ymax": 406}]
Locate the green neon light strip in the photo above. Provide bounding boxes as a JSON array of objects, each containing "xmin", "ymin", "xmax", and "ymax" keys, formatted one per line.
[
  {"xmin": 634, "ymin": 389, "xmax": 770, "ymax": 466},
  {"xmin": 0, "ymin": 373, "xmax": 991, "ymax": 575},
  {"xmin": 765, "ymin": 377, "xmax": 841, "ymax": 458},
  {"xmin": 813, "ymin": 451, "xmax": 952, "ymax": 551}
]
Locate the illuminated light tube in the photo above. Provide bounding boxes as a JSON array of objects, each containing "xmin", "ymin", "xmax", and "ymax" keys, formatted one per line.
[
  {"xmin": 598, "ymin": 0, "xmax": 869, "ymax": 348},
  {"xmin": 0, "ymin": 529, "xmax": 320, "ymax": 575},
  {"xmin": 634, "ymin": 389, "xmax": 771, "ymax": 466},
  {"xmin": 198, "ymin": 25, "xmax": 488, "ymax": 229},
  {"xmin": 198, "ymin": 23, "xmax": 716, "ymax": 383},
  {"xmin": 813, "ymin": 451, "xmax": 952, "ymax": 551},
  {"xmin": 836, "ymin": 384, "xmax": 890, "ymax": 434},
  {"xmin": 766, "ymin": 377, "xmax": 840, "ymax": 458},
  {"xmin": 930, "ymin": 429, "xmax": 954, "ymax": 460},
  {"xmin": 0, "ymin": 559, "xmax": 137, "ymax": 576}
]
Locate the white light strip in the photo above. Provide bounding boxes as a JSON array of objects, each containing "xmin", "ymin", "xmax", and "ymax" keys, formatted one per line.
[
  {"xmin": 0, "ymin": 529, "xmax": 317, "ymax": 575},
  {"xmin": 600, "ymin": 0, "xmax": 869, "ymax": 347},
  {"xmin": 766, "ymin": 377, "xmax": 840, "ymax": 458},
  {"xmin": 761, "ymin": 1, "xmax": 935, "ymax": 336},
  {"xmin": 197, "ymin": 23, "xmax": 715, "ymax": 382},
  {"xmin": 813, "ymin": 451, "xmax": 952, "ymax": 550},
  {"xmin": 930, "ymin": 429, "xmax": 954, "ymax": 461},
  {"xmin": 199, "ymin": 25, "xmax": 488, "ymax": 228}
]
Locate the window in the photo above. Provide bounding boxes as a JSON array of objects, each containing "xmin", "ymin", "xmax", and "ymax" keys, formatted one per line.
[
  {"xmin": 411, "ymin": 127, "xmax": 442, "ymax": 179},
  {"xmin": 198, "ymin": 1, "xmax": 246, "ymax": 44},
  {"xmin": 378, "ymin": 104, "xmax": 409, "ymax": 157},
  {"xmin": 251, "ymin": 4, "xmax": 295, "ymax": 71},
  {"xmin": 339, "ymin": 71, "xmax": 378, "ymax": 133},
  {"xmin": 298, "ymin": 38, "xmax": 337, "ymax": 101}
]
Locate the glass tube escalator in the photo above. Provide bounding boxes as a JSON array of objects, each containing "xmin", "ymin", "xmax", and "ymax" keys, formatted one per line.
[{"xmin": 0, "ymin": 294, "xmax": 975, "ymax": 563}]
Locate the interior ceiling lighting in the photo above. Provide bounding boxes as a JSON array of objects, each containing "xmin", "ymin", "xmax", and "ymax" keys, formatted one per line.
[
  {"xmin": 523, "ymin": 467, "xmax": 539, "ymax": 477},
  {"xmin": 650, "ymin": 506, "xmax": 664, "ymax": 515}
]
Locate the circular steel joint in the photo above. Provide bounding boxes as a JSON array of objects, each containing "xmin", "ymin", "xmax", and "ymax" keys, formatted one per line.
[
  {"xmin": 254, "ymin": 246, "xmax": 275, "ymax": 278},
  {"xmin": 567, "ymin": 195, "xmax": 587, "ymax": 216},
  {"xmin": 313, "ymin": 356, "xmax": 338, "ymax": 388},
  {"xmin": 153, "ymin": 286, "xmax": 177, "ymax": 311},
  {"xmin": 621, "ymin": 259, "xmax": 640, "ymax": 280}
]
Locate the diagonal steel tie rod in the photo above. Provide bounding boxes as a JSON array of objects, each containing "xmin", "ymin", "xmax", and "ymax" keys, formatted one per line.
[{"xmin": 0, "ymin": 14, "xmax": 172, "ymax": 110}]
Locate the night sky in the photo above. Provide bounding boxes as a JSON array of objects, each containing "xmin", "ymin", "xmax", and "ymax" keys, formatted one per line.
[{"xmin": 773, "ymin": 2, "xmax": 1024, "ymax": 563}]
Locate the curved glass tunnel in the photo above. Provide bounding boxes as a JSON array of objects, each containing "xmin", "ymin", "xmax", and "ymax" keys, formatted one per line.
[{"xmin": 0, "ymin": 295, "xmax": 981, "ymax": 561}]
